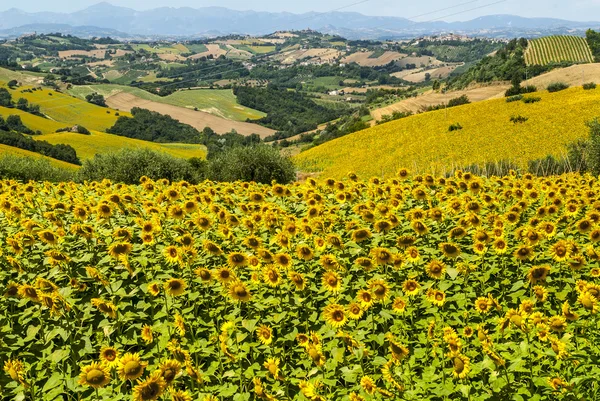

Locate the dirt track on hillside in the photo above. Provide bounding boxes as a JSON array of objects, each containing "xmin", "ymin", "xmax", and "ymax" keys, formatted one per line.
[{"xmin": 106, "ymin": 92, "xmax": 276, "ymax": 138}]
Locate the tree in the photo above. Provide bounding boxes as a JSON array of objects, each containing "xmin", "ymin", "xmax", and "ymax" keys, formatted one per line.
[
  {"xmin": 587, "ymin": 119, "xmax": 600, "ymax": 176},
  {"xmin": 85, "ymin": 92, "xmax": 106, "ymax": 107},
  {"xmin": 7, "ymin": 80, "xmax": 18, "ymax": 88},
  {"xmin": 424, "ymin": 73, "xmax": 431, "ymax": 81},
  {"xmin": 0, "ymin": 88, "xmax": 12, "ymax": 107},
  {"xmin": 432, "ymin": 80, "xmax": 441, "ymax": 91}
]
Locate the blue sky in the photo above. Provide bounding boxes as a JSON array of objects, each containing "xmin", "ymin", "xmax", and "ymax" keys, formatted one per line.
[{"xmin": 2, "ymin": 0, "xmax": 599, "ymax": 22}]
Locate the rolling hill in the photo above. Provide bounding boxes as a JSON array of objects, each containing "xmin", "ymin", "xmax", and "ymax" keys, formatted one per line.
[
  {"xmin": 295, "ymin": 86, "xmax": 600, "ymax": 178},
  {"xmin": 0, "ymin": 143, "xmax": 79, "ymax": 169},
  {"xmin": 67, "ymin": 84, "xmax": 266, "ymax": 122},
  {"xmin": 525, "ymin": 36, "xmax": 594, "ymax": 66}
]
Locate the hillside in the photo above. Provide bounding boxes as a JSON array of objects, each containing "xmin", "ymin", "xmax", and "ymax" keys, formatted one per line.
[
  {"xmin": 525, "ymin": 36, "xmax": 594, "ymax": 66},
  {"xmin": 295, "ymin": 86, "xmax": 600, "ymax": 178},
  {"xmin": 0, "ymin": 143, "xmax": 79, "ymax": 169},
  {"xmin": 67, "ymin": 84, "xmax": 267, "ymax": 122},
  {"xmin": 0, "ymin": 102, "xmax": 206, "ymax": 161}
]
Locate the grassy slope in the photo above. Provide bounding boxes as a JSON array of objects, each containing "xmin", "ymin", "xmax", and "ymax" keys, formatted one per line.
[
  {"xmin": 0, "ymin": 144, "xmax": 79, "ymax": 169},
  {"xmin": 294, "ymin": 86, "xmax": 600, "ymax": 178},
  {"xmin": 67, "ymin": 84, "xmax": 266, "ymax": 121},
  {"xmin": 0, "ymin": 107, "xmax": 206, "ymax": 161},
  {"xmin": 1, "ymin": 82, "xmax": 130, "ymax": 132}
]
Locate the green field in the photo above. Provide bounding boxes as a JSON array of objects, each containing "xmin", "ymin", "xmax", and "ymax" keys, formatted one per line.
[
  {"xmin": 68, "ymin": 84, "xmax": 266, "ymax": 121},
  {"xmin": 525, "ymin": 36, "xmax": 594, "ymax": 66}
]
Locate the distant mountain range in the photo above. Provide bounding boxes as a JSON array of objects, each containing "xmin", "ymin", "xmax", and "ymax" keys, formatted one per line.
[{"xmin": 0, "ymin": 2, "xmax": 599, "ymax": 39}]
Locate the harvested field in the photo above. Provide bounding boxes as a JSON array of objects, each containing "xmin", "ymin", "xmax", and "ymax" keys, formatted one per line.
[
  {"xmin": 188, "ymin": 44, "xmax": 228, "ymax": 60},
  {"xmin": 158, "ymin": 53, "xmax": 186, "ymax": 61},
  {"xmin": 391, "ymin": 68, "xmax": 424, "ymax": 79},
  {"xmin": 402, "ymin": 64, "xmax": 462, "ymax": 83},
  {"xmin": 522, "ymin": 63, "xmax": 600, "ymax": 88},
  {"xmin": 371, "ymin": 84, "xmax": 510, "ymax": 120},
  {"xmin": 279, "ymin": 48, "xmax": 341, "ymax": 64},
  {"xmin": 342, "ymin": 85, "xmax": 400, "ymax": 94},
  {"xmin": 397, "ymin": 56, "xmax": 443, "ymax": 68},
  {"xmin": 342, "ymin": 51, "xmax": 407, "ymax": 67},
  {"xmin": 58, "ymin": 49, "xmax": 106, "ymax": 59},
  {"xmin": 106, "ymin": 92, "xmax": 276, "ymax": 138},
  {"xmin": 87, "ymin": 60, "xmax": 115, "ymax": 67}
]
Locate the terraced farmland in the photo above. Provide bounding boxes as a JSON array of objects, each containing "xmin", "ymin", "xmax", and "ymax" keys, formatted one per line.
[{"xmin": 525, "ymin": 36, "xmax": 594, "ymax": 66}]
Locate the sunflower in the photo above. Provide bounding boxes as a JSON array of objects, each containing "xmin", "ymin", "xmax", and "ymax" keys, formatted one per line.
[
  {"xmin": 513, "ymin": 245, "xmax": 534, "ymax": 261},
  {"xmin": 132, "ymin": 371, "xmax": 166, "ymax": 401},
  {"xmin": 163, "ymin": 246, "xmax": 181, "ymax": 265},
  {"xmin": 108, "ymin": 242, "xmax": 133, "ymax": 260},
  {"xmin": 371, "ymin": 247, "xmax": 393, "ymax": 265},
  {"xmin": 174, "ymin": 314, "xmax": 185, "ymax": 336},
  {"xmin": 357, "ymin": 290, "xmax": 374, "ymax": 309},
  {"xmin": 147, "ymin": 282, "xmax": 161, "ymax": 297},
  {"xmin": 263, "ymin": 266, "xmax": 282, "ymax": 287},
  {"xmin": 429, "ymin": 290, "xmax": 446, "ymax": 307},
  {"xmin": 549, "ymin": 240, "xmax": 570, "ymax": 261},
  {"xmin": 227, "ymin": 252, "xmax": 248, "ymax": 267},
  {"xmin": 397, "ymin": 235, "xmax": 416, "ymax": 248},
  {"xmin": 405, "ymin": 246, "xmax": 420, "ymax": 263},
  {"xmin": 452, "ymin": 355, "xmax": 470, "ymax": 379},
  {"xmin": 216, "ymin": 267, "xmax": 235, "ymax": 283},
  {"xmin": 549, "ymin": 315, "xmax": 567, "ymax": 332},
  {"xmin": 159, "ymin": 360, "xmax": 181, "ymax": 385},
  {"xmin": 256, "ymin": 325, "xmax": 273, "ymax": 345},
  {"xmin": 17, "ymin": 284, "xmax": 39, "ymax": 302},
  {"xmin": 360, "ymin": 376, "xmax": 377, "ymax": 395},
  {"xmin": 263, "ymin": 357, "xmax": 280, "ymax": 378},
  {"xmin": 171, "ymin": 390, "xmax": 193, "ymax": 401},
  {"xmin": 347, "ymin": 302, "xmax": 364, "ymax": 320},
  {"xmin": 274, "ymin": 253, "xmax": 292, "ymax": 268},
  {"xmin": 527, "ymin": 265, "xmax": 551, "ymax": 284},
  {"xmin": 91, "ymin": 298, "xmax": 117, "ymax": 319},
  {"xmin": 578, "ymin": 291, "xmax": 599, "ymax": 313},
  {"xmin": 78, "ymin": 362, "xmax": 111, "ymax": 389},
  {"xmin": 99, "ymin": 346, "xmax": 119, "ymax": 369},
  {"xmin": 323, "ymin": 303, "xmax": 347, "ymax": 328},
  {"xmin": 296, "ymin": 245, "xmax": 314, "ymax": 261},
  {"xmin": 474, "ymin": 297, "xmax": 491, "ymax": 314},
  {"xmin": 229, "ymin": 281, "xmax": 252, "ymax": 302},
  {"xmin": 38, "ymin": 230, "xmax": 59, "ymax": 245},
  {"xmin": 426, "ymin": 260, "xmax": 446, "ymax": 279},
  {"xmin": 96, "ymin": 203, "xmax": 113, "ymax": 219},
  {"xmin": 203, "ymin": 240, "xmax": 223, "ymax": 256},
  {"xmin": 369, "ymin": 279, "xmax": 390, "ymax": 301},
  {"xmin": 118, "ymin": 353, "xmax": 148, "ymax": 381},
  {"xmin": 322, "ymin": 271, "xmax": 342, "ymax": 293},
  {"xmin": 392, "ymin": 297, "xmax": 407, "ymax": 313},
  {"xmin": 351, "ymin": 228, "xmax": 372, "ymax": 243},
  {"xmin": 402, "ymin": 279, "xmax": 420, "ymax": 296},
  {"xmin": 3, "ymin": 359, "xmax": 26, "ymax": 386},
  {"xmin": 164, "ymin": 278, "xmax": 187, "ymax": 296},
  {"xmin": 288, "ymin": 271, "xmax": 306, "ymax": 290},
  {"xmin": 141, "ymin": 325, "xmax": 154, "ymax": 344}
]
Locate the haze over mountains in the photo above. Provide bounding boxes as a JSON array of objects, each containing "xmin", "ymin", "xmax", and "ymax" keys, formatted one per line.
[{"xmin": 0, "ymin": 2, "xmax": 599, "ymax": 39}]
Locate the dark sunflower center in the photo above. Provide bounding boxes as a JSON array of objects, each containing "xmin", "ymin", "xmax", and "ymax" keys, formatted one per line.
[{"xmin": 86, "ymin": 369, "xmax": 106, "ymax": 384}]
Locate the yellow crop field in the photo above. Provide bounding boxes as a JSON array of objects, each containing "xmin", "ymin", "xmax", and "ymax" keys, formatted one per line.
[
  {"xmin": 1, "ymin": 172, "xmax": 600, "ymax": 400},
  {"xmin": 295, "ymin": 87, "xmax": 600, "ymax": 178},
  {"xmin": 0, "ymin": 106, "xmax": 65, "ymax": 133},
  {"xmin": 37, "ymin": 131, "xmax": 207, "ymax": 160},
  {"xmin": 0, "ymin": 144, "xmax": 78, "ymax": 169},
  {"xmin": 1, "ymin": 82, "xmax": 130, "ymax": 132}
]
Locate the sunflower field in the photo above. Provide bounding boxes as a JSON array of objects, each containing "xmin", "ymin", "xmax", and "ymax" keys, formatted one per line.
[{"xmin": 1, "ymin": 171, "xmax": 600, "ymax": 401}]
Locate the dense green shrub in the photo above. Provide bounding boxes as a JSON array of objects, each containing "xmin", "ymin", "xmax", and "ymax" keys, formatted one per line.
[
  {"xmin": 506, "ymin": 95, "xmax": 523, "ymax": 103},
  {"xmin": 77, "ymin": 148, "xmax": 202, "ymax": 184},
  {"xmin": 547, "ymin": 82, "xmax": 569, "ymax": 93},
  {"xmin": 107, "ymin": 108, "xmax": 201, "ymax": 143},
  {"xmin": 0, "ymin": 155, "xmax": 74, "ymax": 182},
  {"xmin": 0, "ymin": 130, "xmax": 80, "ymax": 164},
  {"xmin": 510, "ymin": 115, "xmax": 529, "ymax": 124},
  {"xmin": 85, "ymin": 92, "xmax": 106, "ymax": 107},
  {"xmin": 522, "ymin": 96, "xmax": 541, "ymax": 104},
  {"xmin": 75, "ymin": 125, "xmax": 91, "ymax": 135},
  {"xmin": 206, "ymin": 145, "xmax": 295, "ymax": 184},
  {"xmin": 583, "ymin": 82, "xmax": 597, "ymax": 90},
  {"xmin": 448, "ymin": 123, "xmax": 463, "ymax": 132},
  {"xmin": 587, "ymin": 119, "xmax": 600, "ymax": 176}
]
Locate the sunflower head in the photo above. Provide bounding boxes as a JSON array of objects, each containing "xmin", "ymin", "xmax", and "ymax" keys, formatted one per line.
[
  {"xmin": 118, "ymin": 353, "xmax": 147, "ymax": 381},
  {"xmin": 78, "ymin": 362, "xmax": 111, "ymax": 389}
]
